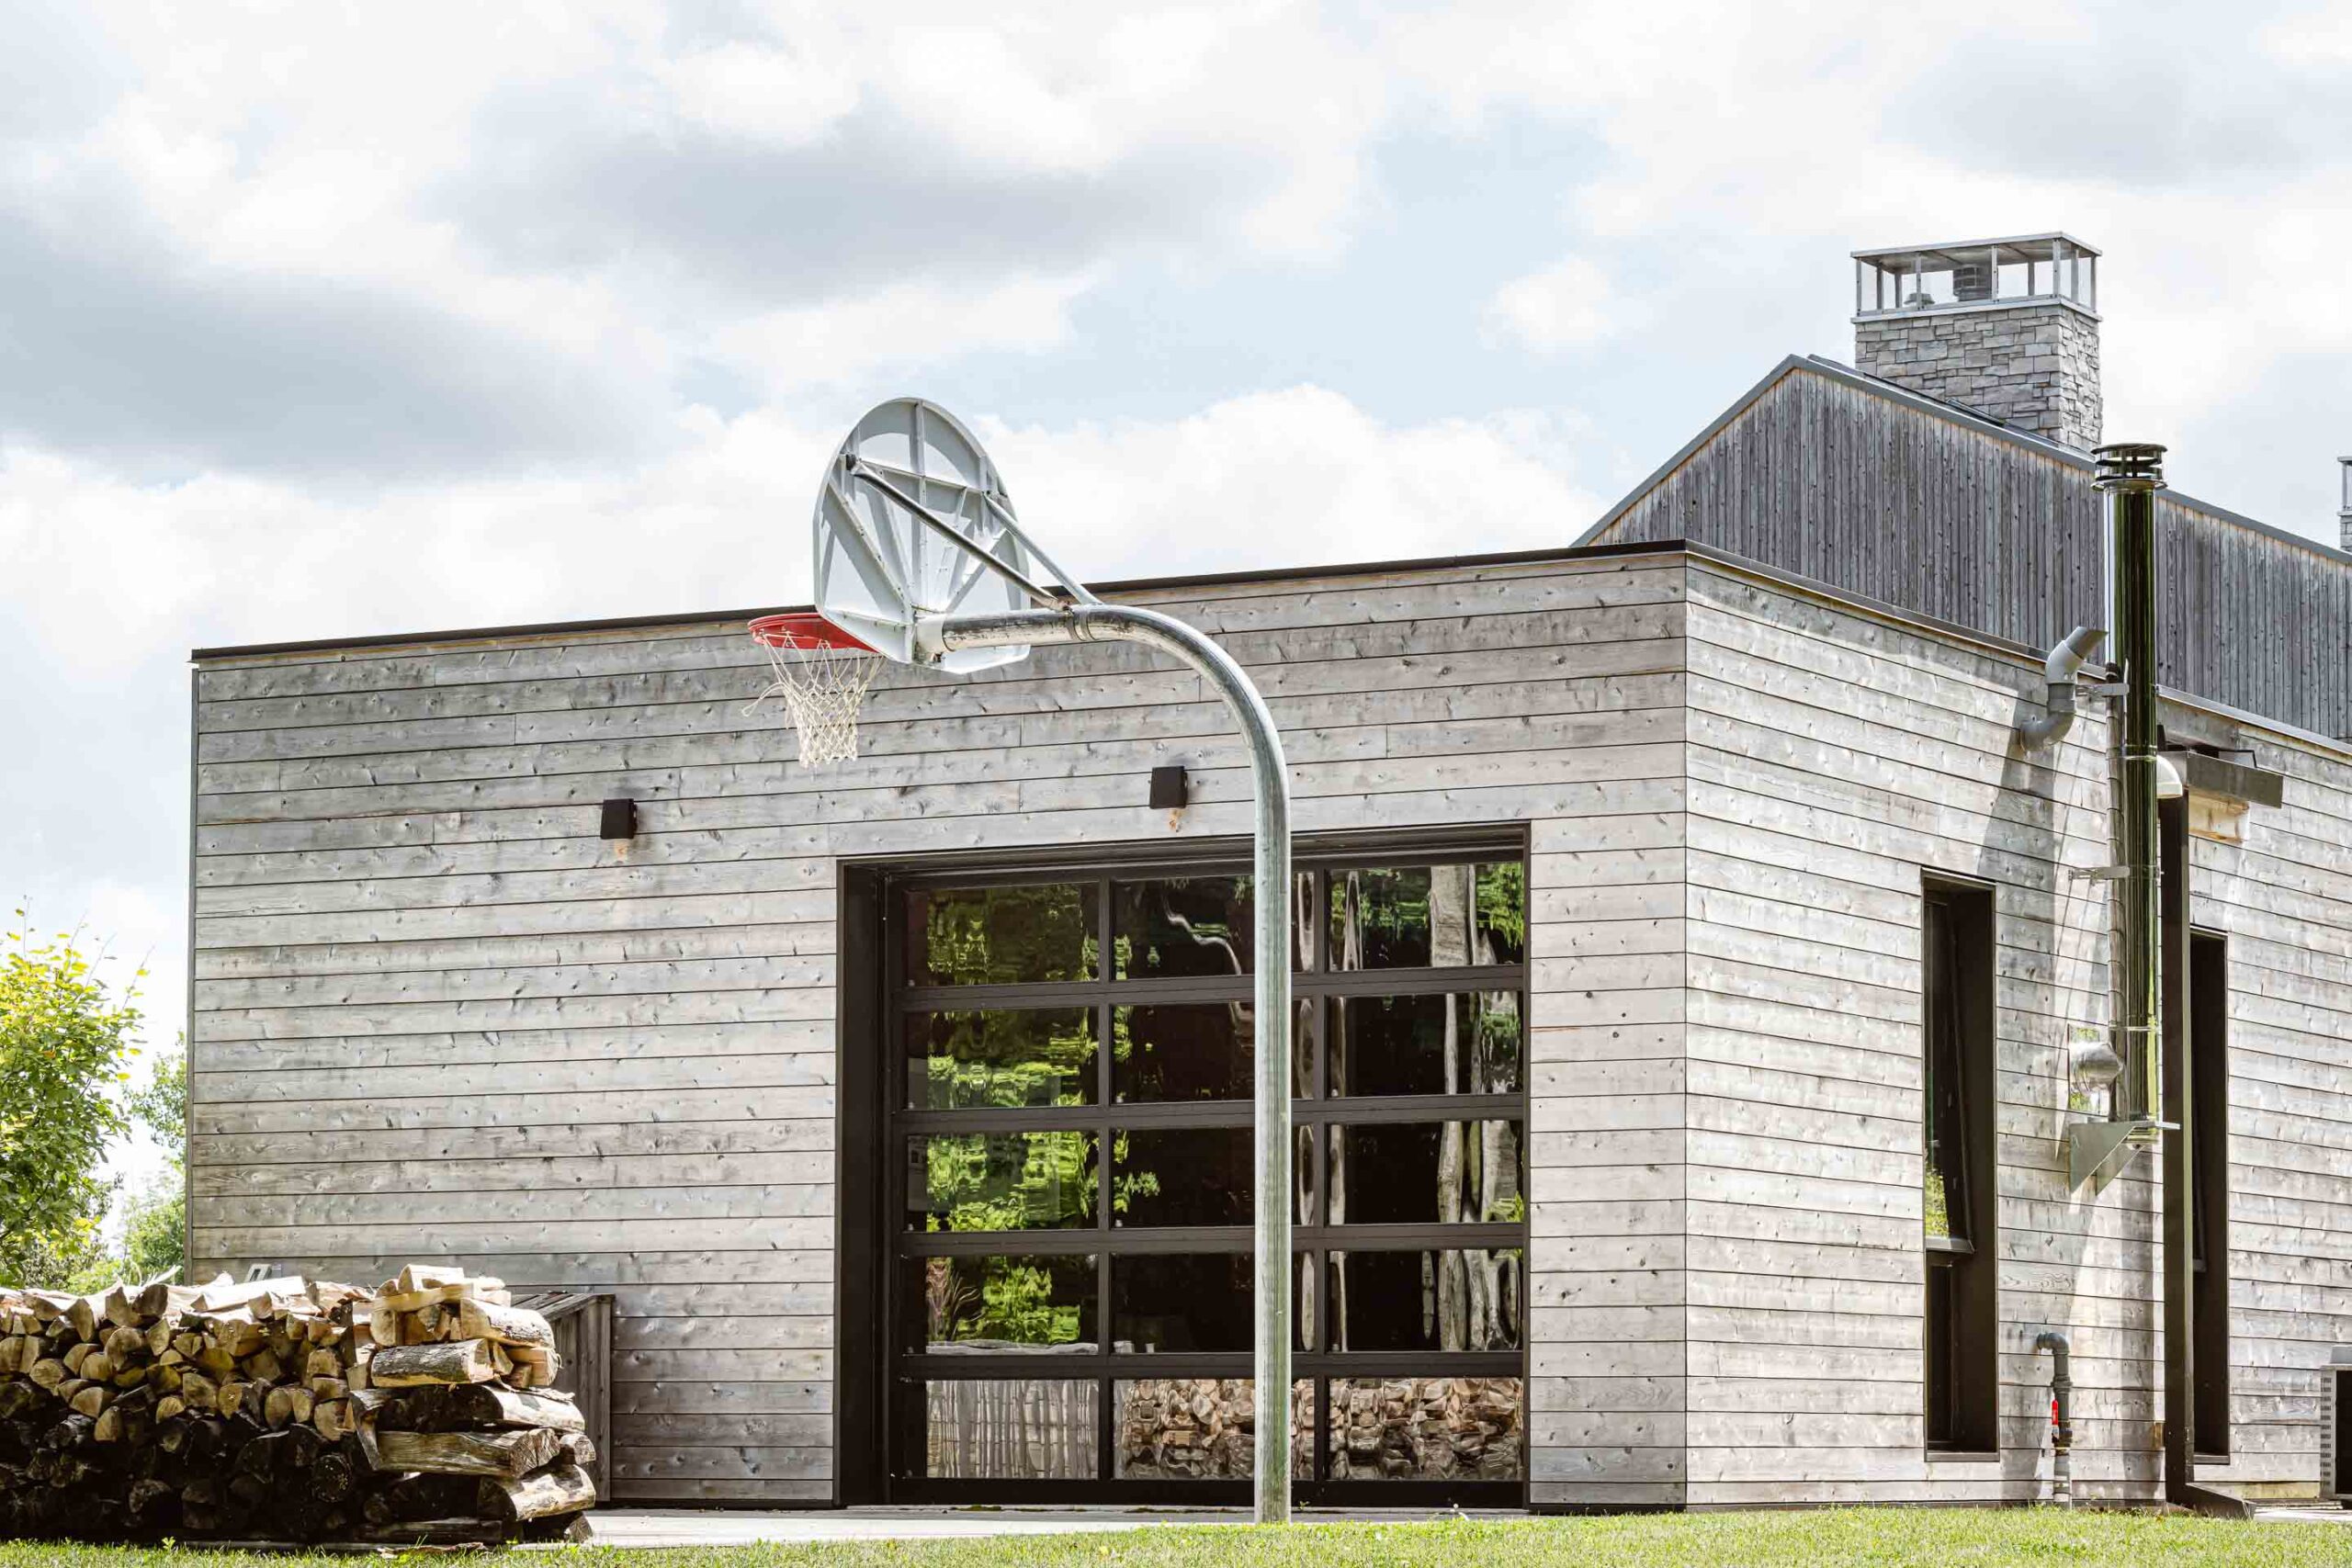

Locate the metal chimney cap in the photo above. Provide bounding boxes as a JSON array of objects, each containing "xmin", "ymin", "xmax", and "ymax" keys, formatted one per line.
[{"xmin": 2093, "ymin": 442, "xmax": 2167, "ymax": 490}]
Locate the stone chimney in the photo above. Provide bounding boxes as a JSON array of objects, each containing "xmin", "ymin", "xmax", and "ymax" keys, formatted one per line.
[
  {"xmin": 1852, "ymin": 234, "xmax": 2101, "ymax": 451},
  {"xmin": 2339, "ymin": 457, "xmax": 2351, "ymax": 552}
]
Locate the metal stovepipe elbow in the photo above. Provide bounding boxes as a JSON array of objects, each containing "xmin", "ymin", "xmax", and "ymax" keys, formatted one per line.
[{"xmin": 2018, "ymin": 626, "xmax": 2106, "ymax": 750}]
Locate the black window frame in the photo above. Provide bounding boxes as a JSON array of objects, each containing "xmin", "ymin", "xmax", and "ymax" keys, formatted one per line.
[
  {"xmin": 1921, "ymin": 874, "xmax": 1998, "ymax": 1455},
  {"xmin": 2188, "ymin": 928, "xmax": 2232, "ymax": 1461},
  {"xmin": 854, "ymin": 832, "xmax": 1530, "ymax": 1507}
]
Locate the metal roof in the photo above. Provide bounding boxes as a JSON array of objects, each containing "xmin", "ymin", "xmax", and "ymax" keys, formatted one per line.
[{"xmin": 1850, "ymin": 231, "xmax": 2102, "ymax": 266}]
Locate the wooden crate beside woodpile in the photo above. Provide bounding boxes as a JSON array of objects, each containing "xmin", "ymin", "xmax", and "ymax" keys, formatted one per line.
[{"xmin": 0, "ymin": 1265, "xmax": 595, "ymax": 1546}]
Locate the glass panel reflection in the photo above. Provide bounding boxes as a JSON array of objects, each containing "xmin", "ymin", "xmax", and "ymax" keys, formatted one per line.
[
  {"xmin": 908, "ymin": 1009, "xmax": 1096, "ymax": 1110},
  {"xmin": 1114, "ymin": 876, "xmax": 1255, "ymax": 979},
  {"xmin": 907, "ymin": 883, "xmax": 1099, "ymax": 987},
  {"xmin": 1327, "ymin": 1248, "xmax": 1523, "ymax": 1352},
  {"xmin": 1326, "ymin": 1377, "xmax": 1524, "ymax": 1482},
  {"xmin": 1112, "ymin": 874, "xmax": 1316, "ymax": 979},
  {"xmin": 1114, "ymin": 1001, "xmax": 1313, "ymax": 1102},
  {"xmin": 925, "ymin": 1379, "xmax": 1098, "ymax": 1479},
  {"xmin": 1112, "ymin": 1254, "xmax": 1250, "ymax": 1353},
  {"xmin": 912, "ymin": 1132, "xmax": 1098, "ymax": 1232},
  {"xmin": 1114, "ymin": 1127, "xmax": 1251, "ymax": 1227},
  {"xmin": 1112, "ymin": 1127, "xmax": 1312, "ymax": 1229},
  {"xmin": 1114, "ymin": 1379, "xmax": 1312, "ymax": 1480},
  {"xmin": 1329, "ymin": 863, "xmax": 1526, "ymax": 969},
  {"xmin": 1328, "ymin": 1121, "xmax": 1525, "ymax": 1226},
  {"xmin": 908, "ymin": 1254, "xmax": 1098, "ymax": 1354},
  {"xmin": 1330, "ymin": 992, "xmax": 1522, "ymax": 1098}
]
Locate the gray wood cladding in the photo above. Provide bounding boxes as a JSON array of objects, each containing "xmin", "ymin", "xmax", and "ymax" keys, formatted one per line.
[
  {"xmin": 1682, "ymin": 559, "xmax": 2144, "ymax": 1506},
  {"xmin": 187, "ymin": 541, "xmax": 2352, "ymax": 1506},
  {"xmin": 1592, "ymin": 361, "xmax": 2352, "ymax": 740},
  {"xmin": 1680, "ymin": 556, "xmax": 2352, "ymax": 1505},
  {"xmin": 188, "ymin": 554, "xmax": 1691, "ymax": 1506}
]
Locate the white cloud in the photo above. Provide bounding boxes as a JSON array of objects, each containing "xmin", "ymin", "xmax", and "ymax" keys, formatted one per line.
[
  {"xmin": 722, "ymin": 273, "xmax": 1096, "ymax": 394},
  {"xmin": 1483, "ymin": 255, "xmax": 1621, "ymax": 353},
  {"xmin": 655, "ymin": 38, "xmax": 865, "ymax": 145},
  {"xmin": 980, "ymin": 387, "xmax": 1600, "ymax": 583}
]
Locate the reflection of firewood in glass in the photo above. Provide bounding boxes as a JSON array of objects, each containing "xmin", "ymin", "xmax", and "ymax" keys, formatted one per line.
[{"xmin": 1329, "ymin": 1377, "xmax": 1525, "ymax": 1480}]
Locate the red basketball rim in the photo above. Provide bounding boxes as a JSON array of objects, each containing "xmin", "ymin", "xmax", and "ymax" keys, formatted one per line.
[{"xmin": 748, "ymin": 612, "xmax": 876, "ymax": 652}]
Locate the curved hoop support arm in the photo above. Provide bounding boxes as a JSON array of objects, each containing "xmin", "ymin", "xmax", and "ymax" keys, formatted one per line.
[{"xmin": 937, "ymin": 604, "xmax": 1293, "ymax": 1522}]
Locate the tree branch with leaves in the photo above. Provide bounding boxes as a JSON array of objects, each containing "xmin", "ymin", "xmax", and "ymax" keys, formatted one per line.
[{"xmin": 0, "ymin": 919, "xmax": 143, "ymax": 1287}]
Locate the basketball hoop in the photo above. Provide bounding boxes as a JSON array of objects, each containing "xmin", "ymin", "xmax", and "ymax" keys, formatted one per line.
[
  {"xmin": 754, "ymin": 396, "xmax": 1296, "ymax": 1521},
  {"xmin": 745, "ymin": 612, "xmax": 881, "ymax": 767}
]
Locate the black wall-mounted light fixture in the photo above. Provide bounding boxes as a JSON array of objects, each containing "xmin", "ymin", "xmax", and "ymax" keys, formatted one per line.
[
  {"xmin": 1149, "ymin": 765, "xmax": 1188, "ymax": 831},
  {"xmin": 599, "ymin": 798, "xmax": 638, "ymax": 840}
]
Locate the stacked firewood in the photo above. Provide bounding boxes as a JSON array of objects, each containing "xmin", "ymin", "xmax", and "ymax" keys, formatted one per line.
[
  {"xmin": 0, "ymin": 1265, "xmax": 595, "ymax": 1545},
  {"xmin": 362, "ymin": 1266, "xmax": 595, "ymax": 1543}
]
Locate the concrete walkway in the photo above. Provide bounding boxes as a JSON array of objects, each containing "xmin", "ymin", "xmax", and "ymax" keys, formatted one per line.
[{"xmin": 582, "ymin": 1506, "xmax": 1472, "ymax": 1548}]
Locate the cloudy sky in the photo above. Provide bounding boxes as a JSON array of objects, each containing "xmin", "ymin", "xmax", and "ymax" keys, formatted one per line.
[{"xmin": 6, "ymin": 2, "xmax": 2351, "ymax": 1194}]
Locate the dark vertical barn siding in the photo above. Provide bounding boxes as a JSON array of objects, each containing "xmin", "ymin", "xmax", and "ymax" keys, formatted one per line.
[{"xmin": 1597, "ymin": 367, "xmax": 2352, "ymax": 739}]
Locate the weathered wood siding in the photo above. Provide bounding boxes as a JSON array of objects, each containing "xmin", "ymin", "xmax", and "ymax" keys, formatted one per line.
[
  {"xmin": 1595, "ymin": 363, "xmax": 2352, "ymax": 740},
  {"xmin": 187, "ymin": 552, "xmax": 1692, "ymax": 1506},
  {"xmin": 1680, "ymin": 558, "xmax": 2158, "ymax": 1506},
  {"xmin": 186, "ymin": 542, "xmax": 2352, "ymax": 1506},
  {"xmin": 2165, "ymin": 702, "xmax": 2352, "ymax": 1495}
]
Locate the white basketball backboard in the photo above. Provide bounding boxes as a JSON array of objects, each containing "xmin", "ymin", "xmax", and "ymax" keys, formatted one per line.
[{"xmin": 811, "ymin": 398, "xmax": 1048, "ymax": 672}]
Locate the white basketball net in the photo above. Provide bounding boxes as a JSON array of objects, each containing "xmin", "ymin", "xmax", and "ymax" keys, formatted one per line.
[{"xmin": 747, "ymin": 626, "xmax": 882, "ymax": 768}]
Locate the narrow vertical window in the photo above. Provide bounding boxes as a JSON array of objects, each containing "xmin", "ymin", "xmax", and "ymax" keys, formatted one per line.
[
  {"xmin": 2190, "ymin": 931, "xmax": 2232, "ymax": 1459},
  {"xmin": 1922, "ymin": 876, "xmax": 1997, "ymax": 1453}
]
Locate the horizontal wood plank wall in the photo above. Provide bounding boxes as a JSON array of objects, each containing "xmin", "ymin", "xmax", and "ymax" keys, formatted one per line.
[
  {"xmin": 187, "ymin": 553, "xmax": 1690, "ymax": 1506},
  {"xmin": 2164, "ymin": 701, "xmax": 2352, "ymax": 1495},
  {"xmin": 1597, "ymin": 365, "xmax": 2350, "ymax": 740},
  {"xmin": 1527, "ymin": 776, "xmax": 1690, "ymax": 1509},
  {"xmin": 1680, "ymin": 560, "xmax": 2158, "ymax": 1506}
]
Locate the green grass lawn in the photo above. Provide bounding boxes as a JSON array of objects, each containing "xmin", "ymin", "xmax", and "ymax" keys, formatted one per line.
[{"xmin": 0, "ymin": 1511, "xmax": 2344, "ymax": 1568}]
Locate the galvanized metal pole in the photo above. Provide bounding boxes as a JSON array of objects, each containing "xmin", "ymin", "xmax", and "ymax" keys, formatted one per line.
[{"xmin": 938, "ymin": 603, "xmax": 1295, "ymax": 1522}]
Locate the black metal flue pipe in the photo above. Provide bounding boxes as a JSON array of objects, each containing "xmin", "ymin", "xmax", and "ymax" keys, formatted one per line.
[{"xmin": 2097, "ymin": 442, "xmax": 2167, "ymax": 1126}]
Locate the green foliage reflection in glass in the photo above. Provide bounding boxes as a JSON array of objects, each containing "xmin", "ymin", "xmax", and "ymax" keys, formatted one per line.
[
  {"xmin": 1110, "ymin": 1128, "xmax": 1156, "ymax": 1220},
  {"xmin": 921, "ymin": 1132, "xmax": 1097, "ymax": 1232},
  {"xmin": 910, "ymin": 1009, "xmax": 1095, "ymax": 1109},
  {"xmin": 1329, "ymin": 863, "xmax": 1526, "ymax": 969},
  {"xmin": 922, "ymin": 1254, "xmax": 1096, "ymax": 1349},
  {"xmin": 910, "ymin": 884, "xmax": 1099, "ymax": 987}
]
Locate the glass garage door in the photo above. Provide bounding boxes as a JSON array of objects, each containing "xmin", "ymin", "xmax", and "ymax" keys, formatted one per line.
[{"xmin": 882, "ymin": 849, "xmax": 1528, "ymax": 1505}]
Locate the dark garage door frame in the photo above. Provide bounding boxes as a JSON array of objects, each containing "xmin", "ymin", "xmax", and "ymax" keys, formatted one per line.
[{"xmin": 836, "ymin": 828, "xmax": 1531, "ymax": 1508}]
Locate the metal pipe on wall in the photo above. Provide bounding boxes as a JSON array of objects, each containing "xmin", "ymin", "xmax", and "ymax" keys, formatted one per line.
[
  {"xmin": 2034, "ymin": 1330, "xmax": 2073, "ymax": 1507},
  {"xmin": 2095, "ymin": 446, "xmax": 2252, "ymax": 1518},
  {"xmin": 2017, "ymin": 626, "xmax": 2107, "ymax": 750},
  {"xmin": 939, "ymin": 602, "xmax": 1296, "ymax": 1523},
  {"xmin": 2096, "ymin": 442, "xmax": 2167, "ymax": 1128}
]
